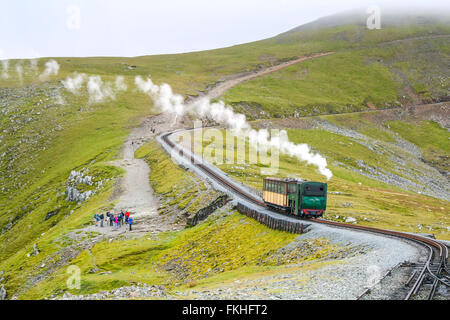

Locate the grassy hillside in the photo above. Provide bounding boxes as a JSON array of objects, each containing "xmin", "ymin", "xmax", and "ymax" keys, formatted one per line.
[
  {"xmin": 223, "ymin": 34, "xmax": 449, "ymax": 118},
  {"xmin": 0, "ymin": 10, "xmax": 448, "ymax": 299},
  {"xmin": 178, "ymin": 106, "xmax": 449, "ymax": 239}
]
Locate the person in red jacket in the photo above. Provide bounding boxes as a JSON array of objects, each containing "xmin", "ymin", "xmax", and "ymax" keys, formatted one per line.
[{"xmin": 125, "ymin": 211, "xmax": 130, "ymax": 224}]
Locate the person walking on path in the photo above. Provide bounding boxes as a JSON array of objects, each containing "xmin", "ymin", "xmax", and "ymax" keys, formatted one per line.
[
  {"xmin": 94, "ymin": 213, "xmax": 99, "ymax": 227},
  {"xmin": 128, "ymin": 216, "xmax": 133, "ymax": 231},
  {"xmin": 125, "ymin": 211, "xmax": 130, "ymax": 224},
  {"xmin": 99, "ymin": 213, "xmax": 105, "ymax": 227}
]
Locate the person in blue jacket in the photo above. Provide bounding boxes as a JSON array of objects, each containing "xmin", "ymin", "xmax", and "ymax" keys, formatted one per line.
[{"xmin": 128, "ymin": 216, "xmax": 133, "ymax": 231}]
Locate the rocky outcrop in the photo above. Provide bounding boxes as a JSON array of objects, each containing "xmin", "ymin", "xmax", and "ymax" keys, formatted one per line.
[{"xmin": 64, "ymin": 169, "xmax": 105, "ymax": 203}]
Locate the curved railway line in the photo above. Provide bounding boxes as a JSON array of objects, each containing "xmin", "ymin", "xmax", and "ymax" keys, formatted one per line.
[{"xmin": 159, "ymin": 130, "xmax": 449, "ymax": 300}]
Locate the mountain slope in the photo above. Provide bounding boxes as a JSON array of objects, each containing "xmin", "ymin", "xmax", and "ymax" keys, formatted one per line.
[{"xmin": 0, "ymin": 9, "xmax": 449, "ymax": 299}]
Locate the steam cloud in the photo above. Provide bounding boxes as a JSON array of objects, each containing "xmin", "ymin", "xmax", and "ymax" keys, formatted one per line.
[
  {"xmin": 62, "ymin": 73, "xmax": 86, "ymax": 94},
  {"xmin": 63, "ymin": 74, "xmax": 129, "ymax": 104},
  {"xmin": 115, "ymin": 76, "xmax": 127, "ymax": 91},
  {"xmin": 16, "ymin": 63, "xmax": 23, "ymax": 84},
  {"xmin": 39, "ymin": 59, "xmax": 60, "ymax": 81},
  {"xmin": 135, "ymin": 76, "xmax": 333, "ymax": 180},
  {"xmin": 87, "ymin": 75, "xmax": 115, "ymax": 104},
  {"xmin": 1, "ymin": 60, "xmax": 9, "ymax": 79},
  {"xmin": 29, "ymin": 59, "xmax": 38, "ymax": 75}
]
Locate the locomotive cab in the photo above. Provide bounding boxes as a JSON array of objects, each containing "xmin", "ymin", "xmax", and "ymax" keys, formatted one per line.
[{"xmin": 263, "ymin": 178, "xmax": 327, "ymax": 218}]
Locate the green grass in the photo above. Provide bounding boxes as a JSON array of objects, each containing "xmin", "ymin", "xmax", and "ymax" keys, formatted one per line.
[
  {"xmin": 0, "ymin": 14, "xmax": 448, "ymax": 299},
  {"xmin": 222, "ymin": 35, "xmax": 449, "ymax": 118},
  {"xmin": 183, "ymin": 125, "xmax": 449, "ymax": 240},
  {"xmin": 19, "ymin": 211, "xmax": 345, "ymax": 299},
  {"xmin": 387, "ymin": 120, "xmax": 449, "ymax": 155},
  {"xmin": 224, "ymin": 50, "xmax": 400, "ymax": 118}
]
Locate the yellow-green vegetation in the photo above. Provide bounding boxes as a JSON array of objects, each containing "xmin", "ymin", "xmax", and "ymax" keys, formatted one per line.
[
  {"xmin": 0, "ymin": 12, "xmax": 449, "ymax": 299},
  {"xmin": 223, "ymin": 32, "xmax": 450, "ymax": 118},
  {"xmin": 19, "ymin": 212, "xmax": 347, "ymax": 299},
  {"xmin": 185, "ymin": 118, "xmax": 449, "ymax": 239},
  {"xmin": 224, "ymin": 50, "xmax": 400, "ymax": 118},
  {"xmin": 135, "ymin": 141, "xmax": 192, "ymax": 195},
  {"xmin": 157, "ymin": 212, "xmax": 296, "ymax": 279}
]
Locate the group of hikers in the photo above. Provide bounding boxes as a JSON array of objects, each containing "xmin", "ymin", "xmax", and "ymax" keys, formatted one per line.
[{"xmin": 94, "ymin": 210, "xmax": 134, "ymax": 231}]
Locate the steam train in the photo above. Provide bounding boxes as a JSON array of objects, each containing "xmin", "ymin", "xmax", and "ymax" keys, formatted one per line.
[{"xmin": 262, "ymin": 177, "xmax": 327, "ymax": 218}]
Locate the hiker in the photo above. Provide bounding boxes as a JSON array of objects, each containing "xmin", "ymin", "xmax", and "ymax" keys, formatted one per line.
[
  {"xmin": 106, "ymin": 212, "xmax": 111, "ymax": 227},
  {"xmin": 119, "ymin": 211, "xmax": 124, "ymax": 226},
  {"xmin": 114, "ymin": 216, "xmax": 119, "ymax": 230},
  {"xmin": 99, "ymin": 213, "xmax": 105, "ymax": 227},
  {"xmin": 128, "ymin": 216, "xmax": 133, "ymax": 231},
  {"xmin": 125, "ymin": 211, "xmax": 130, "ymax": 224},
  {"xmin": 94, "ymin": 213, "xmax": 99, "ymax": 226}
]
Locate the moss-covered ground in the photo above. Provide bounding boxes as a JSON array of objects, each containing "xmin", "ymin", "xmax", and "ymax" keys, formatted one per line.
[{"xmin": 0, "ymin": 14, "xmax": 448, "ymax": 299}]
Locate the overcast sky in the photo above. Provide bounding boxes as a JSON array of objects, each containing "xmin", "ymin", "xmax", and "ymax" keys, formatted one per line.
[{"xmin": 0, "ymin": 0, "xmax": 448, "ymax": 59}]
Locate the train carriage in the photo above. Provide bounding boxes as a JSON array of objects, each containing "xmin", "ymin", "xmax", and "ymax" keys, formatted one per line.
[{"xmin": 263, "ymin": 177, "xmax": 327, "ymax": 218}]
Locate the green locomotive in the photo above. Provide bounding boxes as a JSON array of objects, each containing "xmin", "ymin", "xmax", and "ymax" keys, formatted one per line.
[{"xmin": 263, "ymin": 177, "xmax": 327, "ymax": 218}]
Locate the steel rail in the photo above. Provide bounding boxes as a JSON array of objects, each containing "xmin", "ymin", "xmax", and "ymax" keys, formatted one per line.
[{"xmin": 159, "ymin": 130, "xmax": 450, "ymax": 300}]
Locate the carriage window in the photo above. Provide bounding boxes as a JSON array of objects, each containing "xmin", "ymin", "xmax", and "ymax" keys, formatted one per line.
[{"xmin": 288, "ymin": 184, "xmax": 296, "ymax": 193}]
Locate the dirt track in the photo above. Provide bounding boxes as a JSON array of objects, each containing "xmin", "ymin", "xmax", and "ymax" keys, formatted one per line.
[{"xmin": 200, "ymin": 52, "xmax": 334, "ymax": 101}]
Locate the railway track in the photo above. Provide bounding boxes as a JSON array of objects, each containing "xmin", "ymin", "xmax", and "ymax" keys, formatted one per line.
[{"xmin": 158, "ymin": 130, "xmax": 449, "ymax": 300}]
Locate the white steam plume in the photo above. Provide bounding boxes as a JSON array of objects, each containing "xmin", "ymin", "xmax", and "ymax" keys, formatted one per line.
[
  {"xmin": 29, "ymin": 59, "xmax": 38, "ymax": 75},
  {"xmin": 1, "ymin": 60, "xmax": 9, "ymax": 79},
  {"xmin": 62, "ymin": 74, "xmax": 128, "ymax": 104},
  {"xmin": 87, "ymin": 75, "xmax": 115, "ymax": 104},
  {"xmin": 115, "ymin": 76, "xmax": 127, "ymax": 91},
  {"xmin": 39, "ymin": 59, "xmax": 60, "ymax": 81},
  {"xmin": 135, "ymin": 76, "xmax": 333, "ymax": 180},
  {"xmin": 16, "ymin": 62, "xmax": 23, "ymax": 85},
  {"xmin": 54, "ymin": 88, "xmax": 66, "ymax": 105},
  {"xmin": 62, "ymin": 73, "xmax": 86, "ymax": 94}
]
